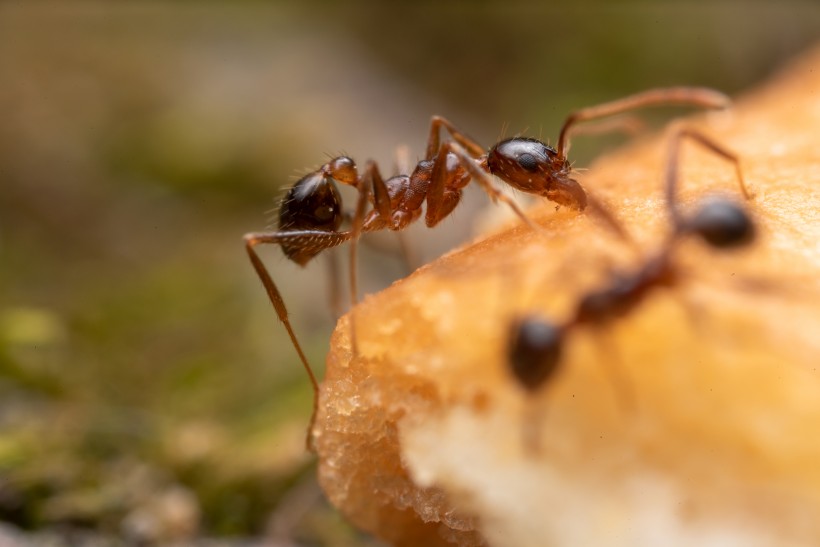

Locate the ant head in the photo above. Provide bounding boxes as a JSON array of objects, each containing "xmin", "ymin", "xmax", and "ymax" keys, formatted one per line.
[
  {"xmin": 487, "ymin": 138, "xmax": 570, "ymax": 194},
  {"xmin": 684, "ymin": 198, "xmax": 755, "ymax": 249},
  {"xmin": 323, "ymin": 156, "xmax": 358, "ymax": 186},
  {"xmin": 279, "ymin": 171, "xmax": 344, "ymax": 234},
  {"xmin": 507, "ymin": 315, "xmax": 564, "ymax": 393}
]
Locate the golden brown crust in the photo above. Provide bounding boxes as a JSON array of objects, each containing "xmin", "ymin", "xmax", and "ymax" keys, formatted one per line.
[{"xmin": 314, "ymin": 46, "xmax": 820, "ymax": 546}]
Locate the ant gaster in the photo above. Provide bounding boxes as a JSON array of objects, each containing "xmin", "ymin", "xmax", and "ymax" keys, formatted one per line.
[
  {"xmin": 507, "ymin": 128, "xmax": 753, "ymax": 397},
  {"xmin": 243, "ymin": 88, "xmax": 732, "ymax": 448}
]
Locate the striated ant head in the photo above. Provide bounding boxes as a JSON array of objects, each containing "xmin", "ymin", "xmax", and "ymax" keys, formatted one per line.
[
  {"xmin": 507, "ymin": 315, "xmax": 564, "ymax": 393},
  {"xmin": 684, "ymin": 198, "xmax": 755, "ymax": 249}
]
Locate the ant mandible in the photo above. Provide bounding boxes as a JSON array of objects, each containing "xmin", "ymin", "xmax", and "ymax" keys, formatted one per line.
[
  {"xmin": 507, "ymin": 127, "xmax": 753, "ymax": 402},
  {"xmin": 243, "ymin": 88, "xmax": 732, "ymax": 443}
]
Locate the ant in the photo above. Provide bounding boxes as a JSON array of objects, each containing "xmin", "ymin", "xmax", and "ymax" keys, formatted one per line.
[
  {"xmin": 243, "ymin": 88, "xmax": 732, "ymax": 447},
  {"xmin": 507, "ymin": 127, "xmax": 754, "ymax": 404}
]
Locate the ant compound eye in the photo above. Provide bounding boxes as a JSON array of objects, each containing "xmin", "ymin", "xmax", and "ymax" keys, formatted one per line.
[
  {"xmin": 517, "ymin": 153, "xmax": 539, "ymax": 172},
  {"xmin": 688, "ymin": 199, "xmax": 755, "ymax": 249},
  {"xmin": 508, "ymin": 316, "xmax": 563, "ymax": 392}
]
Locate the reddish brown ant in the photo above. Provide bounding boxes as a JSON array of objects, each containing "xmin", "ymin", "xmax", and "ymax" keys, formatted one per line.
[
  {"xmin": 507, "ymin": 128, "xmax": 753, "ymax": 400},
  {"xmin": 243, "ymin": 88, "xmax": 732, "ymax": 446}
]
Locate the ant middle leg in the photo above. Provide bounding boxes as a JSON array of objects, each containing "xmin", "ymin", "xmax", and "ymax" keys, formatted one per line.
[
  {"xmin": 347, "ymin": 160, "xmax": 396, "ymax": 355},
  {"xmin": 435, "ymin": 141, "xmax": 545, "ymax": 233},
  {"xmin": 391, "ymin": 145, "xmax": 420, "ymax": 271},
  {"xmin": 325, "ymin": 249, "xmax": 343, "ymax": 321},
  {"xmin": 557, "ymin": 87, "xmax": 732, "ymax": 157}
]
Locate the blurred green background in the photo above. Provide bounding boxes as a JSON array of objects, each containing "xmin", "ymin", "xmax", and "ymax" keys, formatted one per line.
[{"xmin": 1, "ymin": 1, "xmax": 818, "ymax": 544}]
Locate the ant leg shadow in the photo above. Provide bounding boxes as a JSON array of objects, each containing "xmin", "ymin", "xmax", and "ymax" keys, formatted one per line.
[
  {"xmin": 521, "ymin": 396, "xmax": 549, "ymax": 457},
  {"xmin": 584, "ymin": 191, "xmax": 638, "ymax": 252},
  {"xmin": 592, "ymin": 327, "xmax": 638, "ymax": 415},
  {"xmin": 357, "ymin": 231, "xmax": 421, "ymax": 275},
  {"xmin": 672, "ymin": 271, "xmax": 715, "ymax": 340}
]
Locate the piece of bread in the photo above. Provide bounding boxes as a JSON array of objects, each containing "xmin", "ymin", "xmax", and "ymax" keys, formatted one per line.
[{"xmin": 312, "ymin": 46, "xmax": 820, "ymax": 546}]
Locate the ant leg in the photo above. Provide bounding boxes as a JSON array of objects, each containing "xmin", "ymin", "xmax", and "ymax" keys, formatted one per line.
[
  {"xmin": 664, "ymin": 127, "xmax": 749, "ymax": 224},
  {"xmin": 425, "ymin": 143, "xmax": 467, "ymax": 227},
  {"xmin": 560, "ymin": 115, "xmax": 647, "ymax": 155},
  {"xmin": 245, "ymin": 234, "xmax": 318, "ymax": 395},
  {"xmin": 347, "ymin": 175, "xmax": 371, "ymax": 357},
  {"xmin": 583, "ymin": 192, "xmax": 635, "ymax": 247},
  {"xmin": 244, "ymin": 230, "xmax": 353, "ymax": 392},
  {"xmin": 557, "ymin": 87, "xmax": 731, "ymax": 157},
  {"xmin": 244, "ymin": 229, "xmax": 351, "ymax": 449},
  {"xmin": 522, "ymin": 398, "xmax": 546, "ymax": 456},
  {"xmin": 425, "ymin": 115, "xmax": 485, "ymax": 160},
  {"xmin": 592, "ymin": 327, "xmax": 636, "ymax": 413},
  {"xmin": 347, "ymin": 160, "xmax": 394, "ymax": 355},
  {"xmin": 325, "ymin": 249, "xmax": 343, "ymax": 321},
  {"xmin": 352, "ymin": 229, "xmax": 418, "ymax": 272},
  {"xmin": 444, "ymin": 142, "xmax": 545, "ymax": 233},
  {"xmin": 564, "ymin": 114, "xmax": 647, "ymax": 142},
  {"xmin": 392, "ymin": 145, "xmax": 420, "ymax": 271},
  {"xmin": 348, "ymin": 161, "xmax": 393, "ymax": 305}
]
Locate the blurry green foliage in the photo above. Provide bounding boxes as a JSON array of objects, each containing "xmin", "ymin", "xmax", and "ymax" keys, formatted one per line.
[{"xmin": 0, "ymin": 0, "xmax": 817, "ymax": 543}]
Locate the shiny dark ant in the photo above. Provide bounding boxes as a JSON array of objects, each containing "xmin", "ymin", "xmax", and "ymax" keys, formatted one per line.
[
  {"xmin": 243, "ymin": 88, "xmax": 732, "ymax": 445},
  {"xmin": 507, "ymin": 127, "xmax": 754, "ymax": 401}
]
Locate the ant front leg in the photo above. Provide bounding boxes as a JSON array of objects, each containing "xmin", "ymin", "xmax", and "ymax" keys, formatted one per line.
[
  {"xmin": 664, "ymin": 126, "xmax": 750, "ymax": 225},
  {"xmin": 348, "ymin": 160, "xmax": 393, "ymax": 306},
  {"xmin": 440, "ymin": 142, "xmax": 545, "ymax": 233},
  {"xmin": 557, "ymin": 87, "xmax": 732, "ymax": 157},
  {"xmin": 583, "ymin": 192, "xmax": 635, "ymax": 247}
]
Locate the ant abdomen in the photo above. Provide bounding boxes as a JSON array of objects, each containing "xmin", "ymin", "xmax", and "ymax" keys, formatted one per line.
[
  {"xmin": 278, "ymin": 171, "xmax": 344, "ymax": 265},
  {"xmin": 684, "ymin": 198, "xmax": 755, "ymax": 249},
  {"xmin": 508, "ymin": 315, "xmax": 564, "ymax": 393}
]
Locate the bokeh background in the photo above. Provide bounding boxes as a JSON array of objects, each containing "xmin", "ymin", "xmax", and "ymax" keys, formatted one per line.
[{"xmin": 1, "ymin": 1, "xmax": 818, "ymax": 545}]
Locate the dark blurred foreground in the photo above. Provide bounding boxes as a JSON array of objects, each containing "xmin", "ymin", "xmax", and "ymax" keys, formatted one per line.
[{"xmin": 1, "ymin": 1, "xmax": 818, "ymax": 544}]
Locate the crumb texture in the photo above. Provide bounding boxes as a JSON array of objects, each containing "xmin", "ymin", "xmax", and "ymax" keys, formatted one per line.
[{"xmin": 313, "ymin": 46, "xmax": 820, "ymax": 546}]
